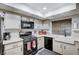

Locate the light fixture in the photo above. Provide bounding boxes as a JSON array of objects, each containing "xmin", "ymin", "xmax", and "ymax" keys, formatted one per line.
[{"xmin": 43, "ymin": 7, "xmax": 47, "ymax": 10}]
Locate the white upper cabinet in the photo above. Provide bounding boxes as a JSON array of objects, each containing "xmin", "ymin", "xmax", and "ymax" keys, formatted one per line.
[
  {"xmin": 34, "ymin": 20, "xmax": 49, "ymax": 30},
  {"xmin": 34, "ymin": 19, "xmax": 40, "ymax": 29},
  {"xmin": 43, "ymin": 20, "xmax": 49, "ymax": 30},
  {"xmin": 21, "ymin": 16, "xmax": 29, "ymax": 21},
  {"xmin": 4, "ymin": 13, "xmax": 21, "ymax": 30},
  {"xmin": 73, "ymin": 22, "xmax": 79, "ymax": 32}
]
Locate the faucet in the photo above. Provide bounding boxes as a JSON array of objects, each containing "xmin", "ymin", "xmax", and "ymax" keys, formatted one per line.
[{"xmin": 64, "ymin": 29, "xmax": 67, "ymax": 37}]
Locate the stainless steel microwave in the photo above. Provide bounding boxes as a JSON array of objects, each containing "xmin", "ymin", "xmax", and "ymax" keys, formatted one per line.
[{"xmin": 21, "ymin": 21, "xmax": 34, "ymax": 29}]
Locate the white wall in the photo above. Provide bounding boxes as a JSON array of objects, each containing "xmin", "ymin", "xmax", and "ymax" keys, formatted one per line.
[
  {"xmin": 72, "ymin": 14, "xmax": 79, "ymax": 38},
  {"xmin": 10, "ymin": 32, "xmax": 19, "ymax": 39}
]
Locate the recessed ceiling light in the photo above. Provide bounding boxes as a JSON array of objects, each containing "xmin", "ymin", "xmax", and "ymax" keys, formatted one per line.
[{"xmin": 43, "ymin": 7, "xmax": 47, "ymax": 10}]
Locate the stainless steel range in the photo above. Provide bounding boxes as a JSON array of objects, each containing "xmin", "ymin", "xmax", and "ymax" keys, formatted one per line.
[{"xmin": 20, "ymin": 32, "xmax": 37, "ymax": 55}]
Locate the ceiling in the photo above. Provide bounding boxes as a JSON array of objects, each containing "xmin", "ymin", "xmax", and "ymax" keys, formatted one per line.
[
  {"xmin": 0, "ymin": 3, "xmax": 79, "ymax": 20},
  {"xmin": 23, "ymin": 3, "xmax": 68, "ymax": 14}
]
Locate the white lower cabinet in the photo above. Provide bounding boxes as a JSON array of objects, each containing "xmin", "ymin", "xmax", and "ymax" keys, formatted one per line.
[
  {"xmin": 53, "ymin": 40, "xmax": 63, "ymax": 54},
  {"xmin": 63, "ymin": 44, "xmax": 77, "ymax": 55},
  {"xmin": 4, "ymin": 41, "xmax": 23, "ymax": 55},
  {"xmin": 37, "ymin": 37, "xmax": 44, "ymax": 49},
  {"xmin": 4, "ymin": 46, "xmax": 23, "ymax": 55},
  {"xmin": 53, "ymin": 40, "xmax": 77, "ymax": 55}
]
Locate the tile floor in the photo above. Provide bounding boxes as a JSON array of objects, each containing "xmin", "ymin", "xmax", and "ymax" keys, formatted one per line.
[{"xmin": 36, "ymin": 48, "xmax": 60, "ymax": 55}]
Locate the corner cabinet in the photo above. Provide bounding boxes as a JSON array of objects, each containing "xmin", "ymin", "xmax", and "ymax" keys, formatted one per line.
[
  {"xmin": 53, "ymin": 40, "xmax": 77, "ymax": 55},
  {"xmin": 4, "ymin": 13, "xmax": 21, "ymax": 30},
  {"xmin": 4, "ymin": 41, "xmax": 23, "ymax": 55}
]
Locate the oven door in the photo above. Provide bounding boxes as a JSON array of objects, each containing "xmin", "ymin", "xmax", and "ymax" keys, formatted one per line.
[
  {"xmin": 31, "ymin": 40, "xmax": 37, "ymax": 50},
  {"xmin": 0, "ymin": 18, "xmax": 3, "ymax": 55},
  {"xmin": 24, "ymin": 41, "xmax": 32, "ymax": 55}
]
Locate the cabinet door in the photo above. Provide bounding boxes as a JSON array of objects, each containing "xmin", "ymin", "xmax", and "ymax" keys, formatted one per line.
[
  {"xmin": 63, "ymin": 44, "xmax": 77, "ymax": 55},
  {"xmin": 4, "ymin": 13, "xmax": 21, "ymax": 29},
  {"xmin": 37, "ymin": 37, "xmax": 44, "ymax": 49},
  {"xmin": 15, "ymin": 46, "xmax": 23, "ymax": 55},
  {"xmin": 34, "ymin": 20, "xmax": 40, "ymax": 29},
  {"xmin": 43, "ymin": 21, "xmax": 49, "ymax": 29},
  {"xmin": 53, "ymin": 40, "xmax": 63, "ymax": 54},
  {"xmin": 4, "ymin": 46, "xmax": 23, "ymax": 55}
]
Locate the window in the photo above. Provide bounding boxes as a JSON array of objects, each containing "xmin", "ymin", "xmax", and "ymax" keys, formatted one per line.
[{"xmin": 52, "ymin": 18, "xmax": 72, "ymax": 36}]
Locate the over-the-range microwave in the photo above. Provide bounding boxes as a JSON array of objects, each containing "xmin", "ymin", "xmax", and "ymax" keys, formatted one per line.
[{"xmin": 21, "ymin": 21, "xmax": 34, "ymax": 29}]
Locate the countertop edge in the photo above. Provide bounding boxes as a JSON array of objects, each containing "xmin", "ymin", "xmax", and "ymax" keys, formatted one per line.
[
  {"xmin": 54, "ymin": 39, "xmax": 75, "ymax": 45},
  {"xmin": 3, "ymin": 38, "xmax": 23, "ymax": 45}
]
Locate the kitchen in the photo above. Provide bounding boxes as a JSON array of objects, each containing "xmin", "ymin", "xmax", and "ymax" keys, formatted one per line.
[{"xmin": 0, "ymin": 3, "xmax": 79, "ymax": 55}]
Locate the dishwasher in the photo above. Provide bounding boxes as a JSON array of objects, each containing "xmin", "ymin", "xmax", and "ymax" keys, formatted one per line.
[{"xmin": 44, "ymin": 37, "xmax": 53, "ymax": 51}]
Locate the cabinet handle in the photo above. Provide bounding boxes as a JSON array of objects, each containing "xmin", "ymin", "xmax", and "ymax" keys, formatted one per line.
[
  {"xmin": 64, "ymin": 46, "xmax": 66, "ymax": 49},
  {"xmin": 60, "ymin": 45, "xmax": 62, "ymax": 48},
  {"xmin": 13, "ymin": 45, "xmax": 18, "ymax": 48},
  {"xmin": 4, "ymin": 52, "xmax": 6, "ymax": 54},
  {"xmin": 21, "ymin": 47, "xmax": 22, "ymax": 52}
]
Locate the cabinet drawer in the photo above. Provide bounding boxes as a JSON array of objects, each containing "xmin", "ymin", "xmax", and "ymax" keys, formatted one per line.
[
  {"xmin": 4, "ymin": 41, "xmax": 23, "ymax": 51},
  {"xmin": 4, "ymin": 46, "xmax": 23, "ymax": 55}
]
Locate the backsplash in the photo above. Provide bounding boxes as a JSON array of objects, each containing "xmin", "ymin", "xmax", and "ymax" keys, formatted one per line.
[{"xmin": 10, "ymin": 32, "xmax": 19, "ymax": 39}]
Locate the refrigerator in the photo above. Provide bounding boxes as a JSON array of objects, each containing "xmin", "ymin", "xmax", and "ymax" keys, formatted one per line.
[{"xmin": 0, "ymin": 17, "xmax": 3, "ymax": 55}]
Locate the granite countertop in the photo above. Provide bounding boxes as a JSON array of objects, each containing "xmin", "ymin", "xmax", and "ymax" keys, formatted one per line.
[
  {"xmin": 3, "ymin": 34, "xmax": 79, "ymax": 45},
  {"xmin": 3, "ymin": 38, "xmax": 23, "ymax": 45},
  {"xmin": 34, "ymin": 34, "xmax": 53, "ymax": 38},
  {"xmin": 54, "ymin": 37, "xmax": 75, "ymax": 44},
  {"xmin": 34, "ymin": 34, "xmax": 79, "ymax": 44}
]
